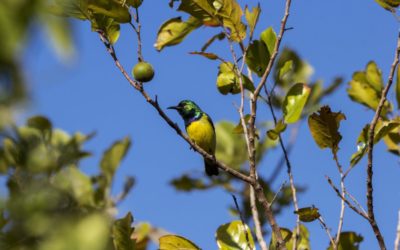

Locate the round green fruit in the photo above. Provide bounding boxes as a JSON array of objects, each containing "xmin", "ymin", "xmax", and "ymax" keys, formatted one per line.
[
  {"xmin": 132, "ymin": 62, "xmax": 154, "ymax": 82},
  {"xmin": 127, "ymin": 0, "xmax": 143, "ymax": 8}
]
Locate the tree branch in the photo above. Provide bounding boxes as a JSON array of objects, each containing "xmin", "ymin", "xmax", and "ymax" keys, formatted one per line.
[
  {"xmin": 318, "ymin": 216, "xmax": 336, "ymax": 248},
  {"xmin": 395, "ymin": 210, "xmax": 400, "ymax": 250},
  {"xmin": 99, "ymin": 35, "xmax": 253, "ymax": 185},
  {"xmin": 250, "ymin": 186, "xmax": 269, "ymax": 250},
  {"xmin": 332, "ymin": 151, "xmax": 346, "ymax": 250},
  {"xmin": 326, "ymin": 176, "xmax": 369, "ymax": 220},
  {"xmin": 366, "ymin": 30, "xmax": 400, "ymax": 250}
]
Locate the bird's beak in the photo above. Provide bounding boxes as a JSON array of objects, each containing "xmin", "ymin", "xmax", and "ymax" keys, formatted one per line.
[{"xmin": 167, "ymin": 106, "xmax": 180, "ymax": 110}]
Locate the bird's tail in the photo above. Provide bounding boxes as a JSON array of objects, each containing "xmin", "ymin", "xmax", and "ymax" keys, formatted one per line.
[{"xmin": 204, "ymin": 158, "xmax": 219, "ymax": 176}]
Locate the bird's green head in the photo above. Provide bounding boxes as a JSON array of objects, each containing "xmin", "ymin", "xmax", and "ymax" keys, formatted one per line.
[{"xmin": 168, "ymin": 100, "xmax": 203, "ymax": 122}]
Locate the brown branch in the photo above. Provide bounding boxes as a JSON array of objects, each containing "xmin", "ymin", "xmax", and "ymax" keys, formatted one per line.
[
  {"xmin": 232, "ymin": 194, "xmax": 253, "ymax": 250},
  {"xmin": 250, "ymin": 186, "xmax": 269, "ymax": 250},
  {"xmin": 326, "ymin": 176, "xmax": 369, "ymax": 220},
  {"xmin": 318, "ymin": 216, "xmax": 336, "ymax": 248},
  {"xmin": 332, "ymin": 152, "xmax": 346, "ymax": 250},
  {"xmin": 225, "ymin": 27, "xmax": 284, "ymax": 250},
  {"xmin": 99, "ymin": 34, "xmax": 253, "ymax": 185},
  {"xmin": 366, "ymin": 30, "xmax": 400, "ymax": 250}
]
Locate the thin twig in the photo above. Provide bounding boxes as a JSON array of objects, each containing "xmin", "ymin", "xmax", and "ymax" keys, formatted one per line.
[
  {"xmin": 326, "ymin": 176, "xmax": 369, "ymax": 220},
  {"xmin": 318, "ymin": 216, "xmax": 336, "ymax": 248},
  {"xmin": 100, "ymin": 34, "xmax": 287, "ymax": 248},
  {"xmin": 332, "ymin": 152, "xmax": 345, "ymax": 250},
  {"xmin": 99, "ymin": 34, "xmax": 253, "ymax": 184},
  {"xmin": 270, "ymin": 181, "xmax": 287, "ymax": 205},
  {"xmin": 264, "ymin": 86, "xmax": 300, "ymax": 249},
  {"xmin": 250, "ymin": 186, "xmax": 269, "ymax": 250},
  {"xmin": 366, "ymin": 30, "xmax": 400, "ymax": 250},
  {"xmin": 344, "ymin": 190, "xmax": 367, "ymax": 219},
  {"xmin": 395, "ymin": 210, "xmax": 400, "ymax": 250},
  {"xmin": 232, "ymin": 194, "xmax": 253, "ymax": 250}
]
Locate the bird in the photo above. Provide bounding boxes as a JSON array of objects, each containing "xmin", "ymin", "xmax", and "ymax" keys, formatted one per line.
[{"xmin": 168, "ymin": 100, "xmax": 219, "ymax": 176}]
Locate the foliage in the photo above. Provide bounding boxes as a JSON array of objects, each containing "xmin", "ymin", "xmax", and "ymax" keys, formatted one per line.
[{"xmin": 0, "ymin": 115, "xmax": 137, "ymax": 250}]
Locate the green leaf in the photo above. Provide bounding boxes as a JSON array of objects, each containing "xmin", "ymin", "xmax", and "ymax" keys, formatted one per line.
[
  {"xmin": 177, "ymin": 0, "xmax": 219, "ymax": 27},
  {"xmin": 100, "ymin": 137, "xmax": 131, "ymax": 184},
  {"xmin": 215, "ymin": 121, "xmax": 247, "ymax": 170},
  {"xmin": 245, "ymin": 4, "xmax": 261, "ymax": 38},
  {"xmin": 170, "ymin": 174, "xmax": 209, "ymax": 191},
  {"xmin": 384, "ymin": 131, "xmax": 400, "ymax": 155},
  {"xmin": 112, "ymin": 212, "xmax": 135, "ymax": 250},
  {"xmin": 189, "ymin": 51, "xmax": 219, "ymax": 60},
  {"xmin": 266, "ymin": 119, "xmax": 287, "ymax": 141},
  {"xmin": 216, "ymin": 62, "xmax": 254, "ymax": 95},
  {"xmin": 327, "ymin": 232, "xmax": 363, "ymax": 250},
  {"xmin": 246, "ymin": 40, "xmax": 269, "ymax": 77},
  {"xmin": 347, "ymin": 63, "xmax": 391, "ymax": 115},
  {"xmin": 283, "ymin": 83, "xmax": 311, "ymax": 124},
  {"xmin": 213, "ymin": 0, "xmax": 247, "ymax": 42},
  {"xmin": 131, "ymin": 222, "xmax": 152, "ymax": 250},
  {"xmin": 365, "ymin": 61, "xmax": 383, "ymax": 92},
  {"xmin": 159, "ymin": 235, "xmax": 200, "ymax": 250},
  {"xmin": 91, "ymin": 15, "xmax": 121, "ymax": 44},
  {"xmin": 155, "ymin": 16, "xmax": 202, "ymax": 51},
  {"xmin": 374, "ymin": 0, "xmax": 400, "ymax": 11},
  {"xmin": 40, "ymin": 13, "xmax": 75, "ymax": 60},
  {"xmin": 350, "ymin": 120, "xmax": 400, "ymax": 166},
  {"xmin": 27, "ymin": 116, "xmax": 53, "ymax": 140},
  {"xmin": 87, "ymin": 0, "xmax": 131, "ymax": 23},
  {"xmin": 274, "ymin": 48, "xmax": 314, "ymax": 88},
  {"xmin": 260, "ymin": 27, "xmax": 277, "ymax": 55},
  {"xmin": 269, "ymin": 228, "xmax": 292, "ymax": 250},
  {"xmin": 233, "ymin": 115, "xmax": 251, "ymax": 134},
  {"xmin": 279, "ymin": 60, "xmax": 293, "ymax": 80},
  {"xmin": 216, "ymin": 220, "xmax": 255, "ymax": 250},
  {"xmin": 308, "ymin": 106, "xmax": 346, "ymax": 154},
  {"xmin": 48, "ymin": 0, "xmax": 89, "ymax": 20},
  {"xmin": 294, "ymin": 207, "xmax": 321, "ymax": 222},
  {"xmin": 41, "ymin": 214, "xmax": 110, "ymax": 250},
  {"xmin": 52, "ymin": 166, "xmax": 95, "ymax": 206}
]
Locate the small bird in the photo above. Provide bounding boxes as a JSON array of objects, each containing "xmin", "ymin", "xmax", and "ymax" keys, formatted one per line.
[{"xmin": 168, "ymin": 100, "xmax": 219, "ymax": 176}]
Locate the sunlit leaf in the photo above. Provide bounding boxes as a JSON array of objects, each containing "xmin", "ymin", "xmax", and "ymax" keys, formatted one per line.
[
  {"xmin": 177, "ymin": 0, "xmax": 219, "ymax": 27},
  {"xmin": 365, "ymin": 61, "xmax": 383, "ymax": 92},
  {"xmin": 155, "ymin": 16, "xmax": 202, "ymax": 51},
  {"xmin": 216, "ymin": 62, "xmax": 254, "ymax": 94},
  {"xmin": 308, "ymin": 106, "xmax": 346, "ymax": 154},
  {"xmin": 48, "ymin": 0, "xmax": 89, "ymax": 20},
  {"xmin": 87, "ymin": 0, "xmax": 131, "ymax": 23},
  {"xmin": 91, "ymin": 15, "xmax": 121, "ymax": 44},
  {"xmin": 27, "ymin": 116, "xmax": 52, "ymax": 140},
  {"xmin": 246, "ymin": 40, "xmax": 269, "ymax": 77},
  {"xmin": 283, "ymin": 83, "xmax": 310, "ymax": 124},
  {"xmin": 214, "ymin": 0, "xmax": 247, "ymax": 42},
  {"xmin": 112, "ymin": 212, "xmax": 135, "ymax": 250},
  {"xmin": 327, "ymin": 232, "xmax": 363, "ymax": 250},
  {"xmin": 216, "ymin": 220, "xmax": 255, "ymax": 250},
  {"xmin": 260, "ymin": 27, "xmax": 277, "ymax": 55},
  {"xmin": 266, "ymin": 119, "xmax": 287, "ymax": 141},
  {"xmin": 269, "ymin": 228, "xmax": 292, "ymax": 250},
  {"xmin": 245, "ymin": 4, "xmax": 261, "ymax": 38},
  {"xmin": 159, "ymin": 235, "xmax": 200, "ymax": 250},
  {"xmin": 294, "ymin": 207, "xmax": 320, "ymax": 222}
]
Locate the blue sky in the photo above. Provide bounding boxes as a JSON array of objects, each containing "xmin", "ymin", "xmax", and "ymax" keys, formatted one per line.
[{"xmin": 22, "ymin": 0, "xmax": 400, "ymax": 249}]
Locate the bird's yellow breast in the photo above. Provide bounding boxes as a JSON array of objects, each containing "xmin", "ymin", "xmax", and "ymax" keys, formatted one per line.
[{"xmin": 186, "ymin": 115, "xmax": 216, "ymax": 154}]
